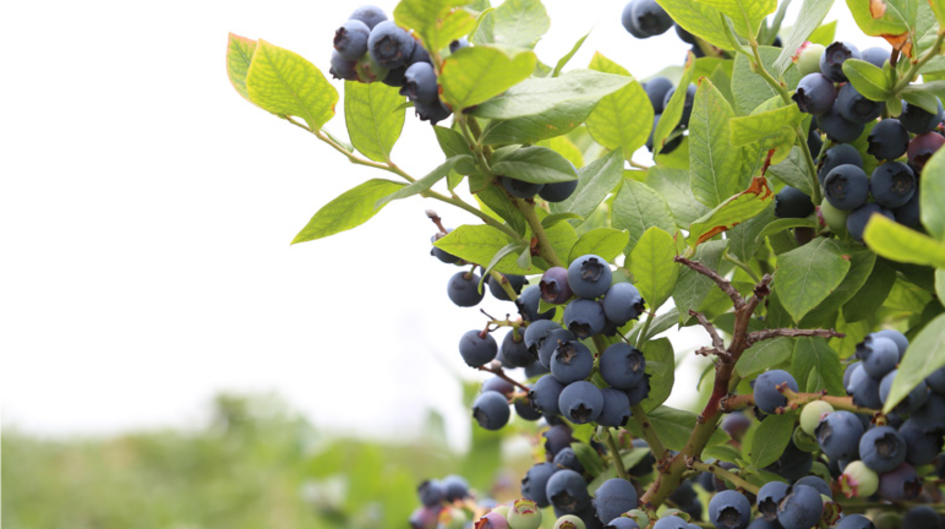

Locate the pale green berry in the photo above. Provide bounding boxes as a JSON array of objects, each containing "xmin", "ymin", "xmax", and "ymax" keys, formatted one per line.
[
  {"xmin": 442, "ymin": 507, "xmax": 468, "ymax": 529},
  {"xmin": 801, "ymin": 400, "xmax": 835, "ymax": 435},
  {"xmin": 820, "ymin": 199, "xmax": 849, "ymax": 236},
  {"xmin": 798, "ymin": 43, "xmax": 827, "ymax": 76},
  {"xmin": 491, "ymin": 505, "xmax": 511, "ymax": 518},
  {"xmin": 507, "ymin": 499, "xmax": 542, "ymax": 529},
  {"xmin": 840, "ymin": 460, "xmax": 879, "ymax": 497},
  {"xmin": 553, "ymin": 515, "xmax": 586, "ymax": 529}
]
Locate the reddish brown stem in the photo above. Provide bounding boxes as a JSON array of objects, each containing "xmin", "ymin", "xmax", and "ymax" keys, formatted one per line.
[
  {"xmin": 477, "ymin": 364, "xmax": 530, "ymax": 392},
  {"xmin": 747, "ymin": 327, "xmax": 845, "ymax": 345}
]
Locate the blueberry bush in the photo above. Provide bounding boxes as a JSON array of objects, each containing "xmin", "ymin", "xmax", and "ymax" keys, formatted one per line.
[{"xmin": 228, "ymin": 0, "xmax": 945, "ymax": 527}]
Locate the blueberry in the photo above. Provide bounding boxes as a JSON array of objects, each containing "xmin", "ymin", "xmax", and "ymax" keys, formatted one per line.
[
  {"xmin": 414, "ymin": 98, "xmax": 452, "ymax": 125},
  {"xmin": 836, "ymin": 514, "xmax": 876, "ymax": 529},
  {"xmin": 756, "ymin": 481, "xmax": 789, "ymax": 521},
  {"xmin": 817, "ymin": 410, "xmax": 865, "ymax": 461},
  {"xmin": 568, "ymin": 255, "xmax": 613, "ymax": 299},
  {"xmin": 820, "ymin": 41, "xmax": 861, "ymax": 82},
  {"xmin": 818, "ymin": 144, "xmax": 863, "ymax": 185},
  {"xmin": 449, "ymin": 38, "xmax": 469, "ymax": 54},
  {"xmin": 541, "ymin": 180, "xmax": 579, "ymax": 203},
  {"xmin": 594, "ymin": 478, "xmax": 638, "ymax": 524},
  {"xmin": 862, "ymin": 337, "xmax": 901, "ymax": 378},
  {"xmin": 652, "ymin": 517, "xmax": 689, "ymax": 529},
  {"xmin": 597, "ymin": 387, "xmax": 632, "ymax": 427},
  {"xmin": 878, "ymin": 462, "xmax": 921, "ymax": 501},
  {"xmin": 846, "ymin": 203, "xmax": 894, "ymax": 242},
  {"xmin": 645, "ymin": 77, "xmax": 675, "ymax": 113},
  {"xmin": 482, "ymin": 376, "xmax": 515, "ymax": 397},
  {"xmin": 663, "ymin": 84, "xmax": 698, "ymax": 127},
  {"xmin": 563, "ymin": 299, "xmax": 606, "ymax": 338},
  {"xmin": 819, "ymin": 105, "xmax": 865, "ymax": 143},
  {"xmin": 431, "ymin": 230, "xmax": 459, "ymax": 263},
  {"xmin": 621, "ymin": 1, "xmax": 650, "ymax": 38},
  {"xmin": 604, "ymin": 518, "xmax": 640, "ymax": 529},
  {"xmin": 519, "ymin": 285, "xmax": 555, "ymax": 322},
  {"xmin": 838, "ymin": 83, "xmax": 883, "ymax": 124},
  {"xmin": 711, "ymin": 461, "xmax": 740, "ymax": 491},
  {"xmin": 709, "ymin": 490, "xmax": 751, "ymax": 529},
  {"xmin": 350, "ymin": 5, "xmax": 388, "ymax": 29},
  {"xmin": 502, "ymin": 176, "xmax": 545, "ymax": 199},
  {"xmin": 880, "ymin": 370, "xmax": 928, "ymax": 414},
  {"xmin": 793, "ymin": 73, "xmax": 838, "ymax": 115},
  {"xmin": 334, "ymin": 19, "xmax": 372, "ymax": 62},
  {"xmin": 410, "ymin": 506, "xmax": 440, "ymax": 529},
  {"xmin": 502, "ymin": 329, "xmax": 535, "ymax": 368},
  {"xmin": 675, "ymin": 24, "xmax": 696, "ymax": 44},
  {"xmin": 447, "ymin": 271, "xmax": 484, "ymax": 307},
  {"xmin": 910, "ymin": 392, "xmax": 945, "ymax": 430},
  {"xmin": 516, "ymin": 398, "xmax": 544, "ymax": 420},
  {"xmin": 870, "ymin": 162, "xmax": 916, "ymax": 209},
  {"xmin": 459, "ymin": 329, "xmax": 497, "ymax": 367},
  {"xmin": 477, "ymin": 512, "xmax": 509, "ymax": 529},
  {"xmin": 908, "ymin": 131, "xmax": 945, "ymax": 173},
  {"xmin": 544, "ymin": 424, "xmax": 577, "ymax": 458},
  {"xmin": 824, "ymin": 164, "xmax": 870, "ymax": 210},
  {"xmin": 721, "ymin": 412, "xmax": 751, "ymax": 440},
  {"xmin": 524, "ymin": 320, "xmax": 563, "ymax": 358},
  {"xmin": 872, "ymin": 329, "xmax": 909, "ymax": 356},
  {"xmin": 522, "ymin": 462, "xmax": 559, "ymax": 507},
  {"xmin": 546, "ymin": 469, "xmax": 591, "ymax": 514},
  {"xmin": 843, "ymin": 361, "xmax": 861, "ymax": 386},
  {"xmin": 868, "ymin": 119, "xmax": 910, "ymax": 161},
  {"xmin": 602, "ymin": 283, "xmax": 646, "ymax": 326},
  {"xmin": 541, "ymin": 267, "xmax": 574, "ymax": 305},
  {"xmin": 488, "ymin": 273, "xmax": 526, "ymax": 302},
  {"xmin": 765, "ymin": 440, "xmax": 814, "ymax": 482},
  {"xmin": 846, "ymin": 364, "xmax": 883, "ymax": 410},
  {"xmin": 746, "ymin": 521, "xmax": 781, "ymax": 529},
  {"xmin": 551, "ymin": 340, "xmax": 595, "ymax": 384},
  {"xmin": 775, "ymin": 186, "xmax": 815, "ymax": 218},
  {"xmin": 647, "ymin": 114, "xmax": 684, "ymax": 154},
  {"xmin": 368, "ymin": 20, "xmax": 416, "ymax": 70},
  {"xmin": 668, "ymin": 479, "xmax": 697, "ymax": 507},
  {"xmin": 472, "ymin": 391, "xmax": 510, "ymax": 430},
  {"xmin": 554, "ymin": 447, "xmax": 585, "ymax": 474},
  {"xmin": 628, "ymin": 438, "xmax": 656, "ymax": 477},
  {"xmin": 795, "ymin": 475, "xmax": 833, "ymax": 499},
  {"xmin": 625, "ymin": 376, "xmax": 650, "ymax": 406},
  {"xmin": 628, "ymin": 0, "xmax": 673, "ymax": 37},
  {"xmin": 401, "ymin": 61, "xmax": 438, "ymax": 103},
  {"xmin": 540, "ymin": 329, "xmax": 576, "ymax": 368},
  {"xmin": 530, "ymin": 374, "xmax": 566, "ymax": 416},
  {"xmin": 418, "ymin": 479, "xmax": 446, "ymax": 506},
  {"xmin": 927, "ymin": 366, "xmax": 945, "ymax": 394},
  {"xmin": 753, "ymin": 369, "xmax": 799, "ymax": 413},
  {"xmin": 776, "ymin": 484, "xmax": 824, "ymax": 529},
  {"xmin": 859, "ymin": 425, "xmax": 907, "ymax": 473},
  {"xmin": 599, "ymin": 343, "xmax": 646, "ymax": 390},
  {"xmin": 899, "ymin": 418, "xmax": 944, "ymax": 466},
  {"xmin": 903, "ymin": 506, "xmax": 940, "ymax": 529},
  {"xmin": 900, "ymin": 98, "xmax": 944, "ymax": 134},
  {"xmin": 861, "ymin": 47, "xmax": 890, "ymax": 68},
  {"xmin": 329, "ymin": 50, "xmax": 358, "ymax": 81},
  {"xmin": 558, "ymin": 381, "xmax": 604, "ymax": 424},
  {"xmin": 808, "ymin": 119, "xmax": 825, "ymax": 157}
]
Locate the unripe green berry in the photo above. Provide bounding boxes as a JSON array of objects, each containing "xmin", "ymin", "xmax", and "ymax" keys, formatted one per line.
[
  {"xmin": 820, "ymin": 199, "xmax": 849, "ymax": 236},
  {"xmin": 792, "ymin": 425, "xmax": 820, "ymax": 452},
  {"xmin": 800, "ymin": 400, "xmax": 835, "ymax": 435},
  {"xmin": 491, "ymin": 505, "xmax": 511, "ymax": 518},
  {"xmin": 798, "ymin": 43, "xmax": 827, "ymax": 76},
  {"xmin": 874, "ymin": 512, "xmax": 903, "ymax": 529},
  {"xmin": 839, "ymin": 460, "xmax": 879, "ymax": 497},
  {"xmin": 508, "ymin": 499, "xmax": 542, "ymax": 529},
  {"xmin": 553, "ymin": 515, "xmax": 586, "ymax": 529}
]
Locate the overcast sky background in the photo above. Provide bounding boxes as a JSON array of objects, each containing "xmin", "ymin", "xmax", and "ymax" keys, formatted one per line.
[{"xmin": 1, "ymin": 0, "xmax": 885, "ymax": 450}]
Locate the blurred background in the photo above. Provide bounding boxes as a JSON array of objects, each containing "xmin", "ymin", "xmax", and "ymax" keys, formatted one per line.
[{"xmin": 2, "ymin": 0, "xmax": 885, "ymax": 527}]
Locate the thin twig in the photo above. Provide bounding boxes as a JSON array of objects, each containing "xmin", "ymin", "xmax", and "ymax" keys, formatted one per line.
[
  {"xmin": 747, "ymin": 327, "xmax": 845, "ymax": 345},
  {"xmin": 675, "ymin": 256, "xmax": 743, "ymax": 308},
  {"xmin": 477, "ymin": 364, "xmax": 530, "ymax": 392},
  {"xmin": 690, "ymin": 310, "xmax": 725, "ymax": 352}
]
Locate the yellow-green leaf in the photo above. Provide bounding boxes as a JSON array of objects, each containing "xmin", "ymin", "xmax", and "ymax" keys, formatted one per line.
[
  {"xmin": 227, "ymin": 33, "xmax": 257, "ymax": 102},
  {"xmin": 439, "ymin": 46, "xmax": 536, "ymax": 112},
  {"xmin": 585, "ymin": 53, "xmax": 653, "ymax": 161},
  {"xmin": 730, "ymin": 104, "xmax": 805, "ymax": 147},
  {"xmin": 292, "ymin": 179, "xmax": 405, "ymax": 244},
  {"xmin": 863, "ymin": 214, "xmax": 945, "ymax": 268},
  {"xmin": 690, "ymin": 78, "xmax": 743, "ymax": 208},
  {"xmin": 701, "ymin": 0, "xmax": 777, "ymax": 41},
  {"xmin": 394, "ymin": 0, "xmax": 475, "ymax": 52},
  {"xmin": 344, "ymin": 81, "xmax": 405, "ymax": 163},
  {"xmin": 630, "ymin": 227, "xmax": 679, "ymax": 310},
  {"xmin": 921, "ymin": 145, "xmax": 945, "ymax": 240},
  {"xmin": 687, "ymin": 176, "xmax": 775, "ymax": 247},
  {"xmin": 655, "ymin": 0, "xmax": 731, "ymax": 50},
  {"xmin": 883, "ymin": 313, "xmax": 945, "ymax": 413}
]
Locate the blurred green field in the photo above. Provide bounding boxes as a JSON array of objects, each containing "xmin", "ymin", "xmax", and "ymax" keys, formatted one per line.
[{"xmin": 3, "ymin": 389, "xmax": 534, "ymax": 529}]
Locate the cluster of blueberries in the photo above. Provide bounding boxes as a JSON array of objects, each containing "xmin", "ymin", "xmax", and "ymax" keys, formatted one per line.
[
  {"xmin": 620, "ymin": 0, "xmax": 729, "ymax": 59},
  {"xmin": 773, "ymin": 41, "xmax": 944, "ymax": 241},
  {"xmin": 642, "ymin": 76, "xmax": 695, "ymax": 156},
  {"xmin": 330, "ymin": 5, "xmax": 456, "ymax": 123},
  {"xmin": 409, "ymin": 474, "xmax": 479, "ymax": 529}
]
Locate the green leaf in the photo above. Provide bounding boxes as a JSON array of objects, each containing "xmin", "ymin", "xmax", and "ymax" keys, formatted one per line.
[
  {"xmin": 550, "ymin": 149, "xmax": 624, "ymax": 219},
  {"xmin": 585, "ymin": 53, "xmax": 653, "ymax": 160},
  {"xmin": 701, "ymin": 0, "xmax": 777, "ymax": 41},
  {"xmin": 733, "ymin": 47, "xmax": 801, "ymax": 115},
  {"xmin": 434, "ymin": 224, "xmax": 536, "ymax": 274},
  {"xmin": 864, "ymin": 214, "xmax": 945, "ymax": 267},
  {"xmin": 884, "ymin": 313, "xmax": 945, "ymax": 412},
  {"xmin": 900, "ymin": 86, "xmax": 942, "ymax": 114},
  {"xmin": 654, "ymin": 60, "xmax": 695, "ymax": 153},
  {"xmin": 477, "ymin": 0, "xmax": 549, "ymax": 48},
  {"xmin": 937, "ymin": 269, "xmax": 945, "ymax": 302},
  {"xmin": 612, "ymin": 178, "xmax": 677, "ymax": 252},
  {"xmin": 375, "ymin": 156, "xmax": 472, "ymax": 208},
  {"xmin": 538, "ymin": 221, "xmax": 579, "ymax": 270},
  {"xmin": 767, "ymin": 147, "xmax": 815, "ymax": 195},
  {"xmin": 922, "ymin": 145, "xmax": 945, "ymax": 240},
  {"xmin": 844, "ymin": 0, "xmax": 914, "ymax": 57},
  {"xmin": 246, "ymin": 40, "xmax": 338, "ymax": 131},
  {"xmin": 292, "ymin": 179, "xmax": 405, "ymax": 244},
  {"xmin": 344, "ymin": 81, "xmax": 405, "ymax": 163},
  {"xmin": 773, "ymin": 0, "xmax": 835, "ymax": 74},
  {"xmin": 688, "ymin": 177, "xmax": 775, "ymax": 247},
  {"xmin": 647, "ymin": 167, "xmax": 711, "ymax": 227},
  {"xmin": 471, "ymin": 69, "xmax": 632, "ymax": 120},
  {"xmin": 690, "ymin": 78, "xmax": 743, "ymax": 207},
  {"xmin": 673, "ymin": 240, "xmax": 727, "ymax": 323},
  {"xmin": 655, "ymin": 0, "xmax": 732, "ymax": 49},
  {"xmin": 553, "ymin": 32, "xmax": 590, "ymax": 76},
  {"xmin": 439, "ymin": 46, "xmax": 536, "ymax": 112},
  {"xmin": 791, "ymin": 337, "xmax": 845, "ymax": 395},
  {"xmin": 542, "ymin": 212, "xmax": 583, "ymax": 228},
  {"xmin": 571, "ymin": 442, "xmax": 605, "ymax": 477},
  {"xmin": 843, "ymin": 257, "xmax": 896, "ymax": 322},
  {"xmin": 568, "ymin": 228, "xmax": 630, "ymax": 264},
  {"xmin": 480, "ymin": 99, "xmax": 598, "ymax": 145},
  {"xmin": 730, "ymin": 104, "xmax": 805, "ymax": 146},
  {"xmin": 842, "ymin": 59, "xmax": 891, "ymax": 101},
  {"xmin": 749, "ymin": 414, "xmax": 796, "ymax": 468},
  {"xmin": 629, "ymin": 227, "xmax": 679, "ymax": 310},
  {"xmin": 703, "ymin": 444, "xmax": 743, "ymax": 463},
  {"xmin": 627, "ymin": 406, "xmax": 698, "ymax": 452},
  {"xmin": 642, "ymin": 338, "xmax": 675, "ymax": 412},
  {"xmin": 537, "ymin": 136, "xmax": 585, "ymax": 169},
  {"xmin": 774, "ymin": 237, "xmax": 851, "ymax": 322},
  {"xmin": 727, "ymin": 203, "xmax": 775, "ymax": 262},
  {"xmin": 476, "ymin": 185, "xmax": 529, "ymax": 237},
  {"xmin": 227, "ymin": 33, "xmax": 257, "ymax": 102},
  {"xmin": 807, "ymin": 20, "xmax": 837, "ymax": 46},
  {"xmin": 932, "ymin": 0, "xmax": 945, "ymax": 28},
  {"xmin": 394, "ymin": 0, "xmax": 475, "ymax": 53},
  {"xmin": 799, "ymin": 249, "xmax": 876, "ymax": 327},
  {"xmin": 434, "ymin": 126, "xmax": 478, "ymax": 175},
  {"xmin": 737, "ymin": 337, "xmax": 794, "ymax": 377},
  {"xmin": 490, "ymin": 146, "xmax": 578, "ymax": 184}
]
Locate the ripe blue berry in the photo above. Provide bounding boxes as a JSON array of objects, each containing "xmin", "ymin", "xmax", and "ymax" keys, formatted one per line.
[
  {"xmin": 604, "ymin": 518, "xmax": 640, "ymax": 529},
  {"xmin": 907, "ymin": 131, "xmax": 945, "ymax": 173},
  {"xmin": 628, "ymin": 0, "xmax": 673, "ymax": 37},
  {"xmin": 540, "ymin": 180, "xmax": 579, "ymax": 203},
  {"xmin": 663, "ymin": 84, "xmax": 697, "ymax": 126},
  {"xmin": 837, "ymin": 83, "xmax": 883, "ymax": 124},
  {"xmin": 675, "ymin": 24, "xmax": 696, "ymax": 44},
  {"xmin": 652, "ymin": 516, "xmax": 689, "ymax": 529},
  {"xmin": 816, "ymin": 411, "xmax": 866, "ymax": 461},
  {"xmin": 401, "ymin": 62, "xmax": 438, "ymax": 103},
  {"xmin": 621, "ymin": 1, "xmax": 649, "ymax": 38},
  {"xmin": 793, "ymin": 73, "xmax": 838, "ymax": 115},
  {"xmin": 871, "ymin": 162, "xmax": 916, "ymax": 209},
  {"xmin": 519, "ymin": 285, "xmax": 555, "ymax": 322},
  {"xmin": 488, "ymin": 274, "xmax": 526, "ymax": 302},
  {"xmin": 795, "ymin": 475, "xmax": 833, "ymax": 499},
  {"xmin": 541, "ymin": 267, "xmax": 574, "ymax": 305},
  {"xmin": 900, "ymin": 98, "xmax": 944, "ymax": 134},
  {"xmin": 878, "ymin": 463, "xmax": 921, "ymax": 502},
  {"xmin": 418, "ymin": 479, "xmax": 446, "ymax": 506},
  {"xmin": 525, "ymin": 320, "xmax": 563, "ymax": 358},
  {"xmin": 903, "ymin": 506, "xmax": 940, "ymax": 529},
  {"xmin": 563, "ymin": 299, "xmax": 606, "ymax": 338},
  {"xmin": 625, "ymin": 377, "xmax": 650, "ymax": 406},
  {"xmin": 880, "ymin": 370, "xmax": 928, "ymax": 414},
  {"xmin": 927, "ymin": 367, "xmax": 945, "ymax": 394},
  {"xmin": 824, "ymin": 164, "xmax": 870, "ymax": 210},
  {"xmin": 775, "ymin": 186, "xmax": 815, "ymax": 218},
  {"xmin": 368, "ymin": 20, "xmax": 416, "ymax": 70},
  {"xmin": 722, "ymin": 412, "xmax": 751, "ymax": 440},
  {"xmin": 818, "ymin": 144, "xmax": 863, "ymax": 185},
  {"xmin": 820, "ymin": 41, "xmax": 861, "ymax": 82},
  {"xmin": 410, "ymin": 506, "xmax": 440, "ymax": 529},
  {"xmin": 350, "ymin": 5, "xmax": 388, "ymax": 29},
  {"xmin": 502, "ymin": 329, "xmax": 534, "ymax": 368},
  {"xmin": 861, "ymin": 47, "xmax": 890, "ymax": 68},
  {"xmin": 859, "ymin": 425, "xmax": 907, "ymax": 473},
  {"xmin": 522, "ymin": 462, "xmax": 559, "ymax": 507},
  {"xmin": 540, "ymin": 329, "xmax": 575, "ymax": 368},
  {"xmin": 482, "ymin": 376, "xmax": 514, "ymax": 398},
  {"xmin": 449, "ymin": 38, "xmax": 468, "ymax": 54},
  {"xmin": 594, "ymin": 478, "xmax": 638, "ymax": 524},
  {"xmin": 599, "ymin": 343, "xmax": 646, "ymax": 390},
  {"xmin": 766, "ymin": 440, "xmax": 814, "ymax": 482},
  {"xmin": 602, "ymin": 283, "xmax": 645, "ymax": 325},
  {"xmin": 558, "ymin": 381, "xmax": 604, "ymax": 424},
  {"xmin": 847, "ymin": 364, "xmax": 882, "ymax": 409},
  {"xmin": 597, "ymin": 388, "xmax": 632, "ymax": 427},
  {"xmin": 776, "ymin": 484, "xmax": 824, "ymax": 529},
  {"xmin": 756, "ymin": 481, "xmax": 789, "ymax": 521},
  {"xmin": 709, "ymin": 490, "xmax": 751, "ymax": 529},
  {"xmin": 414, "ymin": 98, "xmax": 452, "ymax": 124},
  {"xmin": 472, "ymin": 391, "xmax": 510, "ymax": 430},
  {"xmin": 861, "ymin": 337, "xmax": 900, "ymax": 378},
  {"xmin": 551, "ymin": 340, "xmax": 594, "ymax": 384},
  {"xmin": 846, "ymin": 203, "xmax": 894, "ymax": 242},
  {"xmin": 868, "ymin": 119, "xmax": 910, "ymax": 161},
  {"xmin": 753, "ymin": 369, "xmax": 799, "ymax": 413},
  {"xmin": 645, "ymin": 77, "xmax": 675, "ymax": 113},
  {"xmin": 502, "ymin": 176, "xmax": 545, "ymax": 199},
  {"xmin": 746, "ymin": 520, "xmax": 781, "ymax": 529},
  {"xmin": 334, "ymin": 19, "xmax": 371, "ymax": 61},
  {"xmin": 544, "ymin": 424, "xmax": 576, "ymax": 457},
  {"xmin": 529, "ymin": 374, "xmax": 566, "ymax": 416},
  {"xmin": 912, "ymin": 393, "xmax": 945, "ymax": 430},
  {"xmin": 553, "ymin": 447, "xmax": 585, "ymax": 474},
  {"xmin": 873, "ymin": 329, "xmax": 909, "ymax": 356},
  {"xmin": 448, "ymin": 271, "xmax": 484, "ymax": 307},
  {"xmin": 899, "ymin": 418, "xmax": 944, "ymax": 466},
  {"xmin": 836, "ymin": 514, "xmax": 876, "ymax": 529},
  {"xmin": 330, "ymin": 50, "xmax": 358, "ymax": 80},
  {"xmin": 516, "ymin": 397, "xmax": 543, "ymax": 420},
  {"xmin": 459, "ymin": 329, "xmax": 497, "ymax": 367},
  {"xmin": 819, "ymin": 105, "xmax": 865, "ymax": 143},
  {"xmin": 568, "ymin": 255, "xmax": 613, "ymax": 299},
  {"xmin": 546, "ymin": 469, "xmax": 591, "ymax": 514}
]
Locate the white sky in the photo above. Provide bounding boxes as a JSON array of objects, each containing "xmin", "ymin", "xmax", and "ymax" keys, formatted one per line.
[{"xmin": 1, "ymin": 0, "xmax": 883, "ymax": 449}]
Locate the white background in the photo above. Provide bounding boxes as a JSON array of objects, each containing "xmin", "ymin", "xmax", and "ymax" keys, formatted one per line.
[{"xmin": 1, "ymin": 0, "xmax": 883, "ymax": 449}]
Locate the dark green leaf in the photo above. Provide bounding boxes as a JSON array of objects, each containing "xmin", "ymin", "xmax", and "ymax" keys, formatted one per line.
[
  {"xmin": 475, "ymin": 185, "xmax": 529, "ymax": 237},
  {"xmin": 480, "ymin": 99, "xmax": 598, "ymax": 145},
  {"xmin": 292, "ymin": 179, "xmax": 405, "ymax": 244},
  {"xmin": 375, "ymin": 156, "xmax": 471, "ymax": 208},
  {"xmin": 687, "ymin": 177, "xmax": 775, "ymax": 248},
  {"xmin": 654, "ymin": 60, "xmax": 695, "ymax": 153},
  {"xmin": 767, "ymin": 147, "xmax": 815, "ymax": 195},
  {"xmin": 732, "ymin": 47, "xmax": 801, "ymax": 115},
  {"xmin": 434, "ymin": 126, "xmax": 478, "ymax": 175},
  {"xmin": 551, "ymin": 149, "xmax": 624, "ymax": 219},
  {"xmin": 647, "ymin": 167, "xmax": 711, "ymax": 227},
  {"xmin": 627, "ymin": 406, "xmax": 697, "ymax": 452},
  {"xmin": 749, "ymin": 414, "xmax": 796, "ymax": 468},
  {"xmin": 736, "ymin": 337, "xmax": 794, "ymax": 377},
  {"xmin": 842, "ymin": 258, "xmax": 896, "ymax": 322},
  {"xmin": 642, "ymin": 338, "xmax": 675, "ymax": 412},
  {"xmin": 612, "ymin": 178, "xmax": 677, "ymax": 252},
  {"xmin": 773, "ymin": 237, "xmax": 851, "ymax": 322},
  {"xmin": 571, "ymin": 442, "xmax": 605, "ymax": 477},
  {"xmin": 842, "ymin": 59, "xmax": 891, "ymax": 102},
  {"xmin": 921, "ymin": 145, "xmax": 945, "ymax": 240},
  {"xmin": 490, "ymin": 146, "xmax": 579, "ymax": 184},
  {"xmin": 673, "ymin": 240, "xmax": 727, "ymax": 323},
  {"xmin": 791, "ymin": 337, "xmax": 845, "ymax": 395},
  {"xmin": 799, "ymin": 249, "xmax": 876, "ymax": 327},
  {"xmin": 568, "ymin": 228, "xmax": 630, "ymax": 264},
  {"xmin": 726, "ymin": 203, "xmax": 775, "ymax": 262},
  {"xmin": 542, "ymin": 212, "xmax": 583, "ymax": 229}
]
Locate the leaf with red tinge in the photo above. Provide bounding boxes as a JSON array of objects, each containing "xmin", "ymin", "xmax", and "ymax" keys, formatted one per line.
[
  {"xmin": 845, "ymin": 0, "xmax": 917, "ymax": 56},
  {"xmin": 687, "ymin": 175, "xmax": 775, "ymax": 247},
  {"xmin": 227, "ymin": 33, "xmax": 257, "ymax": 102}
]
